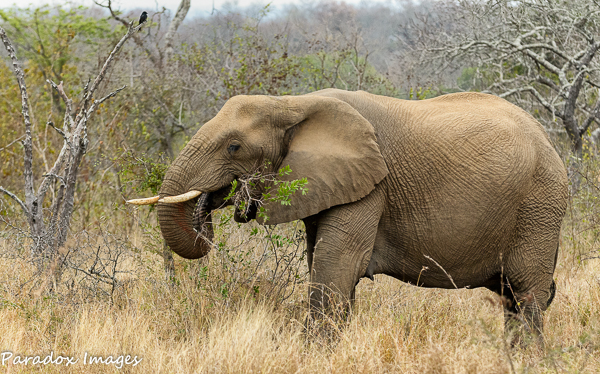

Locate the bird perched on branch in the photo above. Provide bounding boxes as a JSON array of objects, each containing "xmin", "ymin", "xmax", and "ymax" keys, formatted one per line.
[{"xmin": 138, "ymin": 11, "xmax": 148, "ymax": 29}]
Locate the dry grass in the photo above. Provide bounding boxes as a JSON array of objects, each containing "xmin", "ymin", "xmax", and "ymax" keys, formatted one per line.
[{"xmin": 0, "ymin": 205, "xmax": 599, "ymax": 373}]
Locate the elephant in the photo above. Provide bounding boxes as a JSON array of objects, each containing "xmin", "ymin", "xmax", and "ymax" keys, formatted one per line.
[{"xmin": 128, "ymin": 88, "xmax": 568, "ymax": 340}]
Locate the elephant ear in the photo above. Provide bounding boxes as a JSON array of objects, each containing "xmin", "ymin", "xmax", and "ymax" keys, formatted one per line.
[{"xmin": 258, "ymin": 95, "xmax": 388, "ymax": 225}]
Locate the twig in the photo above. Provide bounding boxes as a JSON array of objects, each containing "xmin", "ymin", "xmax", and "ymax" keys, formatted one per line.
[
  {"xmin": 87, "ymin": 85, "xmax": 127, "ymax": 115},
  {"xmin": 46, "ymin": 121, "xmax": 68, "ymax": 142},
  {"xmin": 0, "ymin": 186, "xmax": 29, "ymax": 215},
  {"xmin": 0, "ymin": 135, "xmax": 25, "ymax": 153},
  {"xmin": 424, "ymin": 254, "xmax": 458, "ymax": 289}
]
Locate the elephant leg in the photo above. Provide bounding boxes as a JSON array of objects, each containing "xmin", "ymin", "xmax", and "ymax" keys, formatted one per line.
[
  {"xmin": 489, "ymin": 280, "xmax": 537, "ymax": 346},
  {"xmin": 307, "ymin": 188, "xmax": 385, "ymax": 323},
  {"xmin": 501, "ymin": 178, "xmax": 564, "ymax": 345}
]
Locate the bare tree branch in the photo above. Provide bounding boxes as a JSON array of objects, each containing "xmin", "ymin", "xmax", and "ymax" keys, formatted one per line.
[
  {"xmin": 47, "ymin": 80, "xmax": 75, "ymax": 131},
  {"xmin": 405, "ymin": 0, "xmax": 600, "ymax": 157},
  {"xmin": 580, "ymin": 97, "xmax": 600, "ymax": 136},
  {"xmin": 41, "ymin": 173, "xmax": 66, "ymax": 185},
  {"xmin": 0, "ymin": 26, "xmax": 35, "ymax": 223},
  {"xmin": 499, "ymin": 86, "xmax": 564, "ymax": 118},
  {"xmin": 46, "ymin": 121, "xmax": 67, "ymax": 141},
  {"xmin": 0, "ymin": 19, "xmax": 135, "ymax": 270},
  {"xmin": 87, "ymin": 85, "xmax": 127, "ymax": 116},
  {"xmin": 55, "ymin": 21, "xmax": 139, "ymax": 253},
  {"xmin": 0, "ymin": 135, "xmax": 25, "ymax": 153},
  {"xmin": 94, "ymin": 0, "xmax": 159, "ymax": 67},
  {"xmin": 0, "ymin": 186, "xmax": 29, "ymax": 215},
  {"xmin": 76, "ymin": 23, "xmax": 141, "ymax": 126}
]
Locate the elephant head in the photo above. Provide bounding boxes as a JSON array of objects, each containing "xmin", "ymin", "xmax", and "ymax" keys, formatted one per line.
[{"xmin": 130, "ymin": 93, "xmax": 388, "ymax": 259}]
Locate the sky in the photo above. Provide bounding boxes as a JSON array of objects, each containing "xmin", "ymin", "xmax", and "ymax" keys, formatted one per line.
[{"xmin": 0, "ymin": 0, "xmax": 394, "ymax": 17}]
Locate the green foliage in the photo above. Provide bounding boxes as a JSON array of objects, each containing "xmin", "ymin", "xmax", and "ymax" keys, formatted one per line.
[
  {"xmin": 114, "ymin": 151, "xmax": 169, "ymax": 195},
  {"xmin": 271, "ymin": 165, "xmax": 309, "ymax": 206},
  {"xmin": 407, "ymin": 85, "xmax": 435, "ymax": 100},
  {"xmin": 0, "ymin": 5, "xmax": 114, "ymax": 84},
  {"xmin": 225, "ymin": 179, "xmax": 239, "ymax": 202}
]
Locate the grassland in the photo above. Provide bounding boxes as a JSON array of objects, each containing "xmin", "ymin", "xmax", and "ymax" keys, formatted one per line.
[{"xmin": 0, "ymin": 193, "xmax": 599, "ymax": 374}]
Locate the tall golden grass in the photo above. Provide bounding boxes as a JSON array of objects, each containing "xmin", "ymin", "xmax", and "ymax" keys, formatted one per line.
[
  {"xmin": 1, "ymin": 159, "xmax": 600, "ymax": 373},
  {"xmin": 1, "ymin": 216, "xmax": 599, "ymax": 373}
]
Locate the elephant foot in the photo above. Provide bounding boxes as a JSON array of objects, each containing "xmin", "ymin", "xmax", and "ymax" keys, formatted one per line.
[
  {"xmin": 303, "ymin": 310, "xmax": 344, "ymax": 345},
  {"xmin": 503, "ymin": 296, "xmax": 546, "ymax": 349},
  {"xmin": 302, "ymin": 283, "xmax": 354, "ymax": 344}
]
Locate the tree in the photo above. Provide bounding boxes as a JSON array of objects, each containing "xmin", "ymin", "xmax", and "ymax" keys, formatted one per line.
[
  {"xmin": 0, "ymin": 6, "xmax": 115, "ymax": 110},
  {"xmin": 0, "ymin": 19, "xmax": 143, "ymax": 284},
  {"xmin": 402, "ymin": 0, "xmax": 600, "ymax": 158}
]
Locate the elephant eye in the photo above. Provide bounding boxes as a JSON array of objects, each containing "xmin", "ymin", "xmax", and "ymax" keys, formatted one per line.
[{"xmin": 228, "ymin": 143, "xmax": 241, "ymax": 154}]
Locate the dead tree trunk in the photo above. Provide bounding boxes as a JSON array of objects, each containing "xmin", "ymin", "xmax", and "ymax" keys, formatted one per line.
[{"xmin": 0, "ymin": 21, "xmax": 144, "ymax": 289}]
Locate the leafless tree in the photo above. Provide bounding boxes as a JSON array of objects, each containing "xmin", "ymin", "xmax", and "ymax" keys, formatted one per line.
[
  {"xmin": 402, "ymin": 0, "xmax": 600, "ymax": 158},
  {"xmin": 0, "ymin": 21, "xmax": 144, "ymax": 283}
]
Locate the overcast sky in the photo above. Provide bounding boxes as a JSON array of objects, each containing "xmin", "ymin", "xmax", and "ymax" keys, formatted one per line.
[{"xmin": 0, "ymin": 0, "xmax": 396, "ymax": 17}]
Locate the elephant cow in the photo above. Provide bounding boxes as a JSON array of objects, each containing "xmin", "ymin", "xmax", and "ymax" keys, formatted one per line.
[{"xmin": 129, "ymin": 89, "xmax": 568, "ymax": 339}]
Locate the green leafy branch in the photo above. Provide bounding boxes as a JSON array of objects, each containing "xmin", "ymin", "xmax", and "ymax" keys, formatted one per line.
[{"xmin": 225, "ymin": 163, "xmax": 308, "ymax": 222}]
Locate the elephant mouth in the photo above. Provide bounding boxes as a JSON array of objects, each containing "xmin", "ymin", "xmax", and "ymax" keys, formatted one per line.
[
  {"xmin": 192, "ymin": 191, "xmax": 214, "ymax": 241},
  {"xmin": 191, "ymin": 184, "xmax": 258, "ymax": 236},
  {"xmin": 233, "ymin": 198, "xmax": 258, "ymax": 222}
]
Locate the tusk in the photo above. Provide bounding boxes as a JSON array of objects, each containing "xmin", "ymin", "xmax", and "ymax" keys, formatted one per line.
[
  {"xmin": 126, "ymin": 195, "xmax": 160, "ymax": 205},
  {"xmin": 159, "ymin": 190, "xmax": 202, "ymax": 203}
]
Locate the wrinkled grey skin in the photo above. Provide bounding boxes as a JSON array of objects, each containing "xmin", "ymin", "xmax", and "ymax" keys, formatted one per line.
[{"xmin": 157, "ymin": 89, "xmax": 568, "ymax": 339}]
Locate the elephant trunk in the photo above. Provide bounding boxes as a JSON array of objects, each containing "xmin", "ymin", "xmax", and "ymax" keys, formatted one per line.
[{"xmin": 158, "ymin": 175, "xmax": 214, "ymax": 260}]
